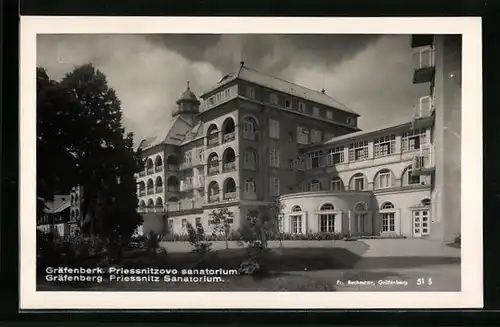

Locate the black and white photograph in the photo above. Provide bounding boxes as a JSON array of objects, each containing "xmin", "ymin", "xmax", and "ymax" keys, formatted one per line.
[{"xmin": 20, "ymin": 17, "xmax": 482, "ymax": 309}]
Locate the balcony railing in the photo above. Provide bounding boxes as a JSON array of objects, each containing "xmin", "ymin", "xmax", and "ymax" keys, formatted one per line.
[
  {"xmin": 147, "ymin": 168, "xmax": 154, "ymax": 175},
  {"xmin": 180, "ymin": 162, "xmax": 192, "ymax": 170},
  {"xmin": 146, "ymin": 188, "xmax": 154, "ymax": 194},
  {"xmin": 155, "ymin": 165, "xmax": 163, "ymax": 173},
  {"xmin": 207, "ymin": 136, "xmax": 220, "ymax": 148},
  {"xmin": 167, "ymin": 186, "xmax": 179, "ymax": 193},
  {"xmin": 223, "ymin": 161, "xmax": 236, "ymax": 172},
  {"xmin": 243, "ymin": 192, "xmax": 257, "ymax": 200},
  {"xmin": 208, "ymin": 166, "xmax": 220, "ymax": 176},
  {"xmin": 167, "ymin": 164, "xmax": 179, "ymax": 172},
  {"xmin": 139, "ymin": 190, "xmax": 146, "ymax": 196},
  {"xmin": 156, "ymin": 186, "xmax": 163, "ymax": 193},
  {"xmin": 181, "ymin": 183, "xmax": 193, "ymax": 191},
  {"xmin": 223, "ymin": 192, "xmax": 237, "ymax": 201},
  {"xmin": 223, "ymin": 132, "xmax": 236, "ymax": 143},
  {"xmin": 208, "ymin": 194, "xmax": 220, "ymax": 203},
  {"xmin": 138, "ymin": 206, "xmax": 165, "ymax": 213},
  {"xmin": 412, "ymin": 49, "xmax": 436, "ymax": 84},
  {"xmin": 139, "ymin": 171, "xmax": 146, "ymax": 177},
  {"xmin": 242, "ymin": 131, "xmax": 256, "ymax": 140}
]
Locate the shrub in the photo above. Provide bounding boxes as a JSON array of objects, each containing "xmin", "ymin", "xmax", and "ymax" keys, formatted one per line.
[
  {"xmin": 145, "ymin": 231, "xmax": 163, "ymax": 254},
  {"xmin": 186, "ymin": 221, "xmax": 212, "ymax": 253},
  {"xmin": 454, "ymin": 233, "xmax": 461, "ymax": 246}
]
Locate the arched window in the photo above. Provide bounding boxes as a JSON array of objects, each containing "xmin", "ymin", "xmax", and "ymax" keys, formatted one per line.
[
  {"xmin": 421, "ymin": 198, "xmax": 431, "ymax": 206},
  {"xmin": 354, "ymin": 202, "xmax": 368, "ymax": 211},
  {"xmin": 402, "ymin": 165, "xmax": 421, "ymax": 186},
  {"xmin": 374, "ymin": 168, "xmax": 394, "ymax": 189},
  {"xmin": 146, "ymin": 159, "xmax": 154, "ymax": 174},
  {"xmin": 223, "ymin": 178, "xmax": 237, "ymax": 200},
  {"xmin": 147, "ymin": 199, "xmax": 154, "ymax": 207},
  {"xmin": 350, "ymin": 173, "xmax": 367, "ymax": 191},
  {"xmin": 139, "ymin": 200, "xmax": 145, "ymax": 207},
  {"xmin": 155, "ymin": 176, "xmax": 163, "ymax": 193},
  {"xmin": 330, "ymin": 178, "xmax": 344, "ymax": 191},
  {"xmin": 155, "ymin": 197, "xmax": 163, "ymax": 207},
  {"xmin": 310, "ymin": 180, "xmax": 321, "ymax": 192},
  {"xmin": 292, "ymin": 205, "xmax": 302, "ymax": 212},
  {"xmin": 166, "ymin": 176, "xmax": 179, "ymax": 192},
  {"xmin": 207, "ymin": 124, "xmax": 219, "ymax": 147},
  {"xmin": 222, "ymin": 117, "xmax": 236, "ymax": 143},
  {"xmin": 242, "ymin": 116, "xmax": 258, "ymax": 140},
  {"xmin": 71, "ymin": 210, "xmax": 75, "ymax": 218},
  {"xmin": 147, "ymin": 179, "xmax": 154, "ymax": 194},
  {"xmin": 154, "ymin": 155, "xmax": 163, "ymax": 172},
  {"xmin": 222, "ymin": 148, "xmax": 236, "ymax": 172},
  {"xmin": 208, "ymin": 181, "xmax": 220, "ymax": 203},
  {"xmin": 320, "ymin": 203, "xmax": 335, "ymax": 211},
  {"xmin": 244, "ymin": 147, "xmax": 257, "ymax": 170},
  {"xmin": 381, "ymin": 202, "xmax": 395, "ymax": 210},
  {"xmin": 244, "ymin": 180, "xmax": 256, "ymax": 194}
]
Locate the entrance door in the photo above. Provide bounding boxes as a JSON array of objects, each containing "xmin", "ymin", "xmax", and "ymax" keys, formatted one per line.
[{"xmin": 413, "ymin": 210, "xmax": 430, "ymax": 237}]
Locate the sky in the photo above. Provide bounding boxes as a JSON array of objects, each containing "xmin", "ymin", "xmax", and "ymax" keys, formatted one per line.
[{"xmin": 37, "ymin": 34, "xmax": 429, "ymax": 144}]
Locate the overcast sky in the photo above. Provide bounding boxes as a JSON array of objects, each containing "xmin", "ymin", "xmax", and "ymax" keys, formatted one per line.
[{"xmin": 37, "ymin": 34, "xmax": 429, "ymax": 143}]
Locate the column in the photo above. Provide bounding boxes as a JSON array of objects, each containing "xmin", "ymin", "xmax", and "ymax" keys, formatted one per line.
[{"xmin": 348, "ymin": 210, "xmax": 352, "ymax": 235}]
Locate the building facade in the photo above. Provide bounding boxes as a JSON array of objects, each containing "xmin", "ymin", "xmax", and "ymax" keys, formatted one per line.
[{"xmin": 132, "ymin": 36, "xmax": 461, "ymax": 242}]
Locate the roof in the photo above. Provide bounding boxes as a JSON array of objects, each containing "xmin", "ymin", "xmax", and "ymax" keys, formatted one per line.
[
  {"xmin": 48, "ymin": 200, "xmax": 70, "ymax": 214},
  {"xmin": 201, "ymin": 64, "xmax": 359, "ymax": 116},
  {"xmin": 137, "ymin": 116, "xmax": 195, "ymax": 151},
  {"xmin": 306, "ymin": 116, "xmax": 434, "ymax": 149},
  {"xmin": 176, "ymin": 82, "xmax": 200, "ymax": 104}
]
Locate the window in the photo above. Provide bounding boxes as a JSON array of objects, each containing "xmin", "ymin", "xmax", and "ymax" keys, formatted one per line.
[
  {"xmin": 299, "ymin": 102, "xmax": 306, "ymax": 113},
  {"xmin": 324, "ymin": 132, "xmax": 335, "ymax": 141},
  {"xmin": 381, "ymin": 205, "xmax": 395, "ymax": 233},
  {"xmin": 313, "ymin": 106, "xmax": 320, "ymax": 117},
  {"xmin": 331, "ymin": 178, "xmax": 343, "ymax": 191},
  {"xmin": 421, "ymin": 198, "xmax": 431, "ymax": 206},
  {"xmin": 195, "ymin": 217, "xmax": 202, "ymax": 226},
  {"xmin": 269, "ymin": 118, "xmax": 280, "ymax": 139},
  {"xmin": 419, "ymin": 96, "xmax": 433, "ymax": 115},
  {"xmin": 377, "ymin": 170, "xmax": 392, "ymax": 189},
  {"xmin": 198, "ymin": 149, "xmax": 205, "ymax": 164},
  {"xmin": 349, "ymin": 141, "xmax": 369, "ymax": 161},
  {"xmin": 216, "ymin": 93, "xmax": 222, "ymax": 102},
  {"xmin": 182, "ymin": 219, "xmax": 188, "ymax": 230},
  {"xmin": 406, "ymin": 167, "xmax": 421, "ymax": 185},
  {"xmin": 310, "ymin": 180, "xmax": 321, "ymax": 192},
  {"xmin": 306, "ymin": 150, "xmax": 324, "ymax": 169},
  {"xmin": 246, "ymin": 86, "xmax": 255, "ymax": 99},
  {"xmin": 374, "ymin": 135, "xmax": 396, "ymax": 157},
  {"xmin": 270, "ymin": 93, "xmax": 278, "ymax": 105},
  {"xmin": 245, "ymin": 180, "xmax": 256, "ymax": 194},
  {"xmin": 326, "ymin": 110, "xmax": 333, "ymax": 119},
  {"xmin": 269, "ymin": 149, "xmax": 280, "ymax": 167},
  {"xmin": 270, "ymin": 177, "xmax": 280, "ymax": 196},
  {"xmin": 244, "ymin": 149, "xmax": 257, "ymax": 170},
  {"xmin": 311, "ymin": 129, "xmax": 322, "ymax": 143},
  {"xmin": 326, "ymin": 147, "xmax": 344, "ymax": 165},
  {"xmin": 242, "ymin": 118, "xmax": 257, "ymax": 140},
  {"xmin": 296, "ymin": 126, "xmax": 309, "ymax": 145},
  {"xmin": 402, "ymin": 128, "xmax": 427, "ymax": 152},
  {"xmin": 352, "ymin": 174, "xmax": 366, "ymax": 191},
  {"xmin": 381, "ymin": 202, "xmax": 395, "ymax": 210},
  {"xmin": 320, "ymin": 214, "xmax": 335, "ymax": 233},
  {"xmin": 288, "ymin": 159, "xmax": 294, "ymax": 170},
  {"xmin": 346, "ymin": 117, "xmax": 353, "ymax": 125},
  {"xmin": 185, "ymin": 151, "xmax": 192, "ymax": 164},
  {"xmin": 292, "ymin": 205, "xmax": 302, "ymax": 212},
  {"xmin": 285, "ymin": 99, "xmax": 292, "ymax": 109},
  {"xmin": 291, "ymin": 215, "xmax": 303, "ymax": 234}
]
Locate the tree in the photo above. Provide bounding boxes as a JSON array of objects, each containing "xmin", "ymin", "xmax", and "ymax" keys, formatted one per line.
[
  {"xmin": 209, "ymin": 207, "xmax": 234, "ymax": 249},
  {"xmin": 266, "ymin": 198, "xmax": 286, "ymax": 248},
  {"xmin": 37, "ymin": 63, "xmax": 143, "ymax": 238}
]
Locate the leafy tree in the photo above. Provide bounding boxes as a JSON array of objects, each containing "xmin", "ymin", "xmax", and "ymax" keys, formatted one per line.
[
  {"xmin": 37, "ymin": 63, "xmax": 143, "ymax": 238},
  {"xmin": 266, "ymin": 198, "xmax": 286, "ymax": 248},
  {"xmin": 186, "ymin": 221, "xmax": 212, "ymax": 253},
  {"xmin": 209, "ymin": 207, "xmax": 234, "ymax": 249}
]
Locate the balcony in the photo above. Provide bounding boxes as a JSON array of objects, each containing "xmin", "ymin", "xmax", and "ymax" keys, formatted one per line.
[
  {"xmin": 412, "ymin": 49, "xmax": 435, "ymax": 84},
  {"xmin": 180, "ymin": 162, "xmax": 192, "ymax": 170},
  {"xmin": 224, "ymin": 192, "xmax": 237, "ymax": 201},
  {"xmin": 208, "ymin": 166, "xmax": 220, "ymax": 176},
  {"xmin": 139, "ymin": 171, "xmax": 146, "ymax": 177},
  {"xmin": 146, "ymin": 188, "xmax": 154, "ymax": 194},
  {"xmin": 167, "ymin": 164, "xmax": 179, "ymax": 172},
  {"xmin": 194, "ymin": 176, "xmax": 205, "ymax": 188},
  {"xmin": 411, "ymin": 34, "xmax": 434, "ymax": 48},
  {"xmin": 207, "ymin": 136, "xmax": 220, "ymax": 148},
  {"xmin": 209, "ymin": 194, "xmax": 220, "ymax": 203},
  {"xmin": 413, "ymin": 97, "xmax": 435, "ymax": 119},
  {"xmin": 181, "ymin": 182, "xmax": 193, "ymax": 192},
  {"xmin": 242, "ymin": 131, "xmax": 256, "ymax": 141},
  {"xmin": 223, "ymin": 161, "xmax": 236, "ymax": 172},
  {"xmin": 223, "ymin": 132, "xmax": 236, "ymax": 143},
  {"xmin": 412, "ymin": 144, "xmax": 435, "ymax": 176},
  {"xmin": 243, "ymin": 192, "xmax": 257, "ymax": 200},
  {"xmin": 139, "ymin": 190, "xmax": 146, "ymax": 196},
  {"xmin": 156, "ymin": 186, "xmax": 163, "ymax": 193},
  {"xmin": 147, "ymin": 168, "xmax": 154, "ymax": 175},
  {"xmin": 155, "ymin": 165, "xmax": 163, "ymax": 173},
  {"xmin": 167, "ymin": 186, "xmax": 179, "ymax": 193},
  {"xmin": 138, "ymin": 207, "xmax": 165, "ymax": 214}
]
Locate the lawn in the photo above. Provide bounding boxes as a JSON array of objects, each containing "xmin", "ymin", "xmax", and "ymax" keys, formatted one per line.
[{"xmin": 37, "ymin": 241, "xmax": 369, "ymax": 292}]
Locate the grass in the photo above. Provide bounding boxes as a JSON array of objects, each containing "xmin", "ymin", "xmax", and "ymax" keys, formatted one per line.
[{"xmin": 37, "ymin": 242, "xmax": 369, "ymax": 292}]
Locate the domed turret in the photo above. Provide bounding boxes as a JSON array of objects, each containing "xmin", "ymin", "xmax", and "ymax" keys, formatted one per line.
[{"xmin": 172, "ymin": 81, "xmax": 200, "ymax": 123}]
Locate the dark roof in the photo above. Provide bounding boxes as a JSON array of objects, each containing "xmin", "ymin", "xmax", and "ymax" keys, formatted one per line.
[{"xmin": 201, "ymin": 64, "xmax": 358, "ymax": 116}]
